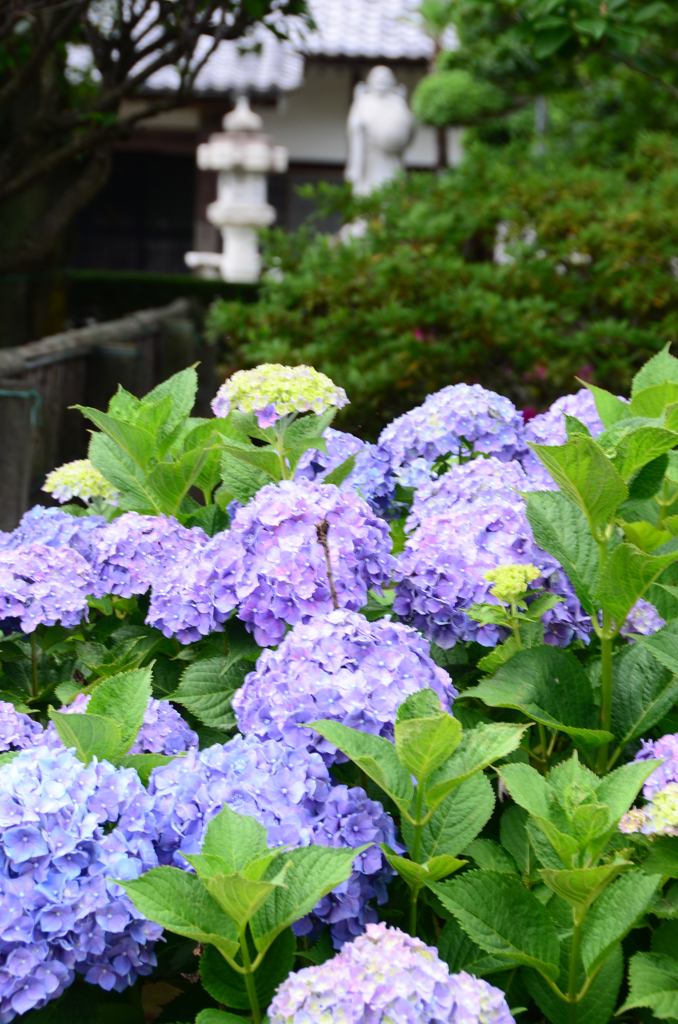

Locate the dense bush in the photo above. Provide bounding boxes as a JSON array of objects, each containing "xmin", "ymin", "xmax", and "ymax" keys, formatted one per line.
[{"xmin": 206, "ymin": 134, "xmax": 678, "ymax": 439}]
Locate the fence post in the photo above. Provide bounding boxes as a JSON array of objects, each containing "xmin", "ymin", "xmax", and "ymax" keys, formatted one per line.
[{"xmin": 0, "ymin": 380, "xmax": 37, "ymax": 531}]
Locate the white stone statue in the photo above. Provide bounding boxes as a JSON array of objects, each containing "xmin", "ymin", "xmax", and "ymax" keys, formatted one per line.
[
  {"xmin": 345, "ymin": 66, "xmax": 415, "ymax": 197},
  {"xmin": 185, "ymin": 96, "xmax": 288, "ymax": 283}
]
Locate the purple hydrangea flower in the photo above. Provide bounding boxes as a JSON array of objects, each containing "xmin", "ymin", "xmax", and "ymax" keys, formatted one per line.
[
  {"xmin": 233, "ymin": 609, "xmax": 456, "ymax": 763},
  {"xmin": 620, "ymin": 599, "xmax": 665, "ymax": 639},
  {"xmin": 268, "ymin": 921, "xmax": 515, "ymax": 1024},
  {"xmin": 0, "ymin": 745, "xmax": 161, "ymax": 1020},
  {"xmin": 0, "ymin": 702, "xmax": 43, "ymax": 752},
  {"xmin": 92, "ymin": 513, "xmax": 208, "ymax": 600},
  {"xmin": 634, "ymin": 733, "xmax": 678, "ymax": 800},
  {"xmin": 149, "ymin": 480, "xmax": 395, "ymax": 647},
  {"xmin": 393, "ymin": 460, "xmax": 591, "ymax": 649},
  {"xmin": 148, "ymin": 734, "xmax": 401, "ymax": 948},
  {"xmin": 42, "ymin": 695, "xmax": 198, "ymax": 756},
  {"xmin": 0, "ymin": 506, "xmax": 106, "ymax": 566},
  {"xmin": 377, "ymin": 384, "xmax": 526, "ymax": 484},
  {"xmin": 295, "ymin": 428, "xmax": 395, "ymax": 515},
  {"xmin": 0, "ymin": 544, "xmax": 94, "ymax": 632}
]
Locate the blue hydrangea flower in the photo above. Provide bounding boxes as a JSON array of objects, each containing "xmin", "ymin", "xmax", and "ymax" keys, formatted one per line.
[
  {"xmin": 0, "ymin": 702, "xmax": 43, "ymax": 751},
  {"xmin": 0, "ymin": 544, "xmax": 94, "ymax": 632},
  {"xmin": 149, "ymin": 480, "xmax": 395, "ymax": 647},
  {"xmin": 268, "ymin": 921, "xmax": 515, "ymax": 1024},
  {"xmin": 634, "ymin": 733, "xmax": 678, "ymax": 801},
  {"xmin": 0, "ymin": 745, "xmax": 161, "ymax": 1020},
  {"xmin": 620, "ymin": 599, "xmax": 665, "ymax": 639},
  {"xmin": 233, "ymin": 609, "xmax": 456, "ymax": 763},
  {"xmin": 0, "ymin": 506, "xmax": 106, "ymax": 565},
  {"xmin": 295, "ymin": 428, "xmax": 395, "ymax": 515},
  {"xmin": 394, "ymin": 460, "xmax": 591, "ymax": 649},
  {"xmin": 377, "ymin": 384, "xmax": 526, "ymax": 484},
  {"xmin": 148, "ymin": 735, "xmax": 401, "ymax": 948},
  {"xmin": 42, "ymin": 695, "xmax": 198, "ymax": 756}
]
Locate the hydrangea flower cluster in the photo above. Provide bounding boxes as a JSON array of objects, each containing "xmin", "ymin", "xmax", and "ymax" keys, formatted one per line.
[
  {"xmin": 0, "ymin": 745, "xmax": 161, "ymax": 1021},
  {"xmin": 148, "ymin": 735, "xmax": 400, "ymax": 948},
  {"xmin": 620, "ymin": 599, "xmax": 665, "ymax": 639},
  {"xmin": 0, "ymin": 702, "xmax": 42, "ymax": 751},
  {"xmin": 394, "ymin": 460, "xmax": 590, "ymax": 649},
  {"xmin": 268, "ymin": 922, "xmax": 515, "ymax": 1024},
  {"xmin": 619, "ymin": 733, "xmax": 678, "ymax": 836},
  {"xmin": 92, "ymin": 513, "xmax": 208, "ymax": 600},
  {"xmin": 211, "ymin": 364, "xmax": 349, "ymax": 427},
  {"xmin": 0, "ymin": 544, "xmax": 94, "ymax": 633},
  {"xmin": 0, "ymin": 506, "xmax": 106, "ymax": 566},
  {"xmin": 295, "ymin": 428, "xmax": 395, "ymax": 514},
  {"xmin": 149, "ymin": 480, "xmax": 395, "ymax": 647},
  {"xmin": 634, "ymin": 732, "xmax": 678, "ymax": 800},
  {"xmin": 42, "ymin": 460, "xmax": 118, "ymax": 506},
  {"xmin": 42, "ymin": 694, "xmax": 199, "ymax": 756},
  {"xmin": 377, "ymin": 384, "xmax": 526, "ymax": 482},
  {"xmin": 234, "ymin": 610, "xmax": 456, "ymax": 763}
]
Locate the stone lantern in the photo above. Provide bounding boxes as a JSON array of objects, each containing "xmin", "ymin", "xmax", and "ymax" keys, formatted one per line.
[{"xmin": 185, "ymin": 96, "xmax": 288, "ymax": 283}]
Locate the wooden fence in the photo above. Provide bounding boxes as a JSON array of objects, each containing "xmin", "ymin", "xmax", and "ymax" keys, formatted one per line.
[{"xmin": 0, "ymin": 298, "xmax": 206, "ymax": 531}]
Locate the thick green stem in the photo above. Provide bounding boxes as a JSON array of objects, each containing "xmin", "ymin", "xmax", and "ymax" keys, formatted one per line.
[
  {"xmin": 201, "ymin": 487, "xmax": 213, "ymax": 506},
  {"xmin": 408, "ymin": 784, "xmax": 426, "ymax": 937},
  {"xmin": 596, "ymin": 612, "xmax": 613, "ymax": 774},
  {"xmin": 239, "ymin": 930, "xmax": 261, "ymax": 1024},
  {"xmin": 567, "ymin": 912, "xmax": 584, "ymax": 1024},
  {"xmin": 30, "ymin": 632, "xmax": 39, "ymax": 700}
]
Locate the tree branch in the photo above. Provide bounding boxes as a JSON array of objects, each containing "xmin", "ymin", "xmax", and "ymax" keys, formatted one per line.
[{"xmin": 613, "ymin": 54, "xmax": 678, "ymax": 101}]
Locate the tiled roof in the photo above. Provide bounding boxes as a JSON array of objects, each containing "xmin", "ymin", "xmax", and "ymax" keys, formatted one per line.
[{"xmin": 146, "ymin": 0, "xmax": 451, "ymax": 95}]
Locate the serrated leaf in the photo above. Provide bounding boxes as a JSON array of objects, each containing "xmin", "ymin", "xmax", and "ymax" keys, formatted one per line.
[
  {"xmin": 403, "ymin": 772, "xmax": 495, "ymax": 860},
  {"xmin": 202, "ymin": 872, "xmax": 284, "ymax": 930},
  {"xmin": 120, "ymin": 866, "xmax": 239, "ymax": 961},
  {"xmin": 324, "ymin": 455, "xmax": 356, "ymax": 486},
  {"xmin": 174, "ymin": 657, "xmax": 251, "ymax": 730},
  {"xmin": 147, "ymin": 446, "xmax": 214, "ymax": 518},
  {"xmin": 539, "ymin": 862, "xmax": 631, "ymax": 912},
  {"xmin": 199, "ymin": 929, "xmax": 296, "ymax": 1012},
  {"xmin": 529, "ymin": 437, "xmax": 627, "ymax": 530},
  {"xmin": 220, "ymin": 452, "xmax": 269, "ymax": 504},
  {"xmin": 467, "ymin": 647, "xmax": 611, "ymax": 747},
  {"xmin": 112, "ymin": 753, "xmax": 176, "ymax": 785},
  {"xmin": 525, "ymin": 943, "xmax": 623, "ymax": 1024},
  {"xmin": 596, "ymin": 543, "xmax": 677, "ymax": 629},
  {"xmin": 48, "ymin": 710, "xmax": 122, "ymax": 764},
  {"xmin": 477, "ymin": 620, "xmax": 544, "ymax": 675},
  {"xmin": 424, "ymin": 722, "xmax": 525, "ymax": 809},
  {"xmin": 394, "ymin": 710, "xmax": 461, "ymax": 783},
  {"xmin": 621, "ymin": 521, "xmax": 671, "ymax": 553},
  {"xmin": 629, "ymin": 454, "xmax": 669, "ymax": 500},
  {"xmin": 0, "ymin": 751, "xmax": 19, "ymax": 769},
  {"xmin": 500, "ymin": 805, "xmax": 538, "ymax": 878},
  {"xmin": 582, "ymin": 383, "xmax": 631, "ymax": 428},
  {"xmin": 196, "ymin": 1009, "xmax": 249, "ymax": 1024},
  {"xmin": 633, "ymin": 344, "xmax": 678, "ymax": 395},
  {"xmin": 611, "ymin": 643, "xmax": 678, "ymax": 750},
  {"xmin": 437, "ymin": 917, "xmax": 513, "ymax": 977},
  {"xmin": 76, "ymin": 406, "xmax": 155, "ymax": 470},
  {"xmin": 580, "ymin": 869, "xmax": 661, "ymax": 974},
  {"xmin": 221, "ymin": 445, "xmax": 281, "ymax": 482},
  {"xmin": 201, "ymin": 805, "xmax": 271, "ymax": 874},
  {"xmin": 630, "ymin": 383, "xmax": 678, "ymax": 418},
  {"xmin": 463, "ymin": 838, "xmax": 518, "ymax": 874},
  {"xmin": 250, "ymin": 845, "xmax": 366, "ymax": 953},
  {"xmin": 86, "ymin": 666, "xmax": 152, "ymax": 753},
  {"xmin": 620, "ymin": 952, "xmax": 678, "ymax": 1018},
  {"xmin": 429, "ymin": 870, "xmax": 561, "ymax": 980},
  {"xmin": 284, "ymin": 409, "xmax": 336, "ymax": 447},
  {"xmin": 310, "ymin": 720, "xmax": 414, "ymax": 815},
  {"xmin": 636, "ymin": 619, "xmax": 678, "ymax": 674},
  {"xmin": 524, "ymin": 490, "xmax": 599, "ymax": 615},
  {"xmin": 381, "ymin": 848, "xmax": 465, "ymax": 889},
  {"xmin": 644, "ymin": 837, "xmax": 678, "ymax": 878},
  {"xmin": 613, "ymin": 427, "xmax": 678, "ymax": 482},
  {"xmin": 89, "ymin": 432, "xmax": 159, "ymax": 513},
  {"xmin": 143, "ymin": 366, "xmax": 197, "ymax": 427}
]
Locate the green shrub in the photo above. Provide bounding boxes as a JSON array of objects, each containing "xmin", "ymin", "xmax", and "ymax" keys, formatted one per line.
[{"xmin": 412, "ymin": 68, "xmax": 507, "ymax": 127}]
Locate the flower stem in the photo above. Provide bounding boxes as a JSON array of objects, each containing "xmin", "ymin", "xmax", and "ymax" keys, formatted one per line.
[
  {"xmin": 239, "ymin": 930, "xmax": 261, "ymax": 1024},
  {"xmin": 596, "ymin": 612, "xmax": 613, "ymax": 774},
  {"xmin": 316, "ymin": 519, "xmax": 339, "ymax": 610},
  {"xmin": 30, "ymin": 632, "xmax": 39, "ymax": 700},
  {"xmin": 409, "ymin": 784, "xmax": 426, "ymax": 937},
  {"xmin": 567, "ymin": 912, "xmax": 584, "ymax": 1024}
]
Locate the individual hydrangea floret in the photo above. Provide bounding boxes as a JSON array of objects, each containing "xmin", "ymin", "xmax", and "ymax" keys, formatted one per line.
[
  {"xmin": 149, "ymin": 480, "xmax": 395, "ymax": 647},
  {"xmin": 43, "ymin": 694, "xmax": 198, "ymax": 756},
  {"xmin": 295, "ymin": 428, "xmax": 395, "ymax": 514},
  {"xmin": 268, "ymin": 921, "xmax": 515, "ymax": 1024},
  {"xmin": 0, "ymin": 701, "xmax": 43, "ymax": 751},
  {"xmin": 43, "ymin": 460, "xmax": 118, "ymax": 506},
  {"xmin": 234, "ymin": 609, "xmax": 456, "ymax": 762},
  {"xmin": 377, "ymin": 384, "xmax": 526, "ymax": 483},
  {"xmin": 0, "ymin": 506, "xmax": 106, "ymax": 567},
  {"xmin": 148, "ymin": 734, "xmax": 400, "ymax": 947},
  {"xmin": 394, "ymin": 465, "xmax": 591, "ymax": 650},
  {"xmin": 211, "ymin": 364, "xmax": 349, "ymax": 427},
  {"xmin": 0, "ymin": 544, "xmax": 94, "ymax": 632},
  {"xmin": 92, "ymin": 512, "xmax": 207, "ymax": 600},
  {"xmin": 0, "ymin": 745, "xmax": 161, "ymax": 1020}
]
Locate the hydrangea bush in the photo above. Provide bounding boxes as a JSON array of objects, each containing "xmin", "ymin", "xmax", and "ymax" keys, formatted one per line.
[{"xmin": 1, "ymin": 357, "xmax": 678, "ymax": 1024}]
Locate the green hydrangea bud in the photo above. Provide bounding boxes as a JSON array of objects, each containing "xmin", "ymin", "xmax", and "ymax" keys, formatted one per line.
[
  {"xmin": 43, "ymin": 459, "xmax": 118, "ymax": 505},
  {"xmin": 483, "ymin": 563, "xmax": 540, "ymax": 603}
]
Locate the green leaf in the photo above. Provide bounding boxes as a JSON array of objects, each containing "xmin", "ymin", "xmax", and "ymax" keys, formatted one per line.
[
  {"xmin": 76, "ymin": 407, "xmax": 155, "ymax": 470},
  {"xmin": 437, "ymin": 917, "xmax": 512, "ymax": 977},
  {"xmin": 630, "ymin": 383, "xmax": 678, "ymax": 418},
  {"xmin": 582, "ymin": 383, "xmax": 632, "ymax": 428},
  {"xmin": 381, "ymin": 848, "xmax": 465, "ymax": 889},
  {"xmin": 310, "ymin": 720, "xmax": 414, "ymax": 815},
  {"xmin": 111, "ymin": 753, "xmax": 176, "ymax": 785},
  {"xmin": 201, "ymin": 805, "xmax": 271, "ymax": 873},
  {"xmin": 477, "ymin": 620, "xmax": 545, "ymax": 674},
  {"xmin": 89, "ymin": 432, "xmax": 158, "ymax": 513},
  {"xmin": 532, "ymin": 25, "xmax": 573, "ymax": 58},
  {"xmin": 595, "ymin": 758, "xmax": 665, "ymax": 828},
  {"xmin": 463, "ymin": 838, "xmax": 518, "ymax": 874},
  {"xmin": 199, "ymin": 929, "xmax": 296, "ymax": 1011},
  {"xmin": 524, "ymin": 490, "xmax": 599, "ymax": 615},
  {"xmin": 284, "ymin": 409, "xmax": 336, "ymax": 447},
  {"xmin": 48, "ymin": 710, "xmax": 122, "ymax": 764},
  {"xmin": 250, "ymin": 845, "xmax": 366, "ymax": 953},
  {"xmin": 147, "ymin": 446, "xmax": 214, "ymax": 518},
  {"xmin": 621, "ymin": 521, "xmax": 671, "ymax": 553},
  {"xmin": 120, "ymin": 867, "xmax": 239, "ymax": 961},
  {"xmin": 0, "ymin": 751, "xmax": 18, "ymax": 770},
  {"xmin": 220, "ymin": 452, "xmax": 269, "ymax": 504},
  {"xmin": 596, "ymin": 543, "xmax": 678, "ymax": 628},
  {"xmin": 628, "ymin": 454, "xmax": 669, "ymax": 500},
  {"xmin": 221, "ymin": 445, "xmax": 282, "ymax": 482},
  {"xmin": 199, "ymin": 871, "xmax": 285, "ymax": 931},
  {"xmin": 632, "ymin": 344, "xmax": 678, "ymax": 395},
  {"xmin": 652, "ymin": 920, "xmax": 678, "ymax": 959},
  {"xmin": 324, "ymin": 455, "xmax": 356, "ymax": 486},
  {"xmin": 142, "ymin": 366, "xmax": 198, "ymax": 429},
  {"xmin": 644, "ymin": 837, "xmax": 678, "ymax": 878},
  {"xmin": 613, "ymin": 427, "xmax": 678, "ymax": 482},
  {"xmin": 467, "ymin": 647, "xmax": 612, "ymax": 747},
  {"xmin": 619, "ymin": 952, "xmax": 678, "ymax": 1018},
  {"xmin": 424, "ymin": 722, "xmax": 525, "ymax": 809},
  {"xmin": 404, "ymin": 772, "xmax": 495, "ymax": 860},
  {"xmin": 528, "ymin": 437, "xmax": 627, "ymax": 530},
  {"xmin": 174, "ymin": 657, "xmax": 250, "ymax": 730},
  {"xmin": 539, "ymin": 862, "xmax": 631, "ymax": 912},
  {"xmin": 86, "ymin": 666, "xmax": 152, "ymax": 754},
  {"xmin": 564, "ymin": 415, "xmax": 593, "ymax": 440},
  {"xmin": 611, "ymin": 643, "xmax": 678, "ymax": 749},
  {"xmin": 196, "ymin": 1009, "xmax": 249, "ymax": 1024},
  {"xmin": 298, "ymin": 930, "xmax": 334, "ymax": 965},
  {"xmin": 500, "ymin": 805, "xmax": 539, "ymax": 878},
  {"xmin": 525, "ymin": 943, "xmax": 623, "ymax": 1024},
  {"xmin": 394, "ymin": 707, "xmax": 461, "ymax": 783},
  {"xmin": 429, "ymin": 870, "xmax": 561, "ymax": 980},
  {"xmin": 636, "ymin": 620, "xmax": 678, "ymax": 674}
]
